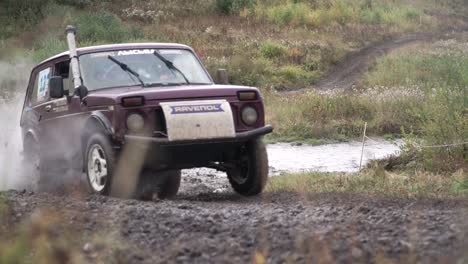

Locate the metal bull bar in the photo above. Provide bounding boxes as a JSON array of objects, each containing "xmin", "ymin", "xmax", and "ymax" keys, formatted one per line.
[{"xmin": 65, "ymin": 25, "xmax": 82, "ymax": 89}]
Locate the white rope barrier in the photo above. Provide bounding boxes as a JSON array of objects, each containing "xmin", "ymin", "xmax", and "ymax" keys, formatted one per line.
[{"xmin": 410, "ymin": 141, "xmax": 468, "ymax": 149}]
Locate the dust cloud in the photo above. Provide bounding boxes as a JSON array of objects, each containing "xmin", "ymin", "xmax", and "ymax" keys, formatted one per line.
[{"xmin": 0, "ymin": 59, "xmax": 33, "ymax": 190}]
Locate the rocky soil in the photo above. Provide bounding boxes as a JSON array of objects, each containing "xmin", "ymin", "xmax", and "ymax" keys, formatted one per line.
[{"xmin": 2, "ymin": 169, "xmax": 468, "ymax": 263}]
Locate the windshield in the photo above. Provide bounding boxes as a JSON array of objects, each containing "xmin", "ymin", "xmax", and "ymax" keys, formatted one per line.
[{"xmin": 79, "ymin": 49, "xmax": 212, "ymax": 90}]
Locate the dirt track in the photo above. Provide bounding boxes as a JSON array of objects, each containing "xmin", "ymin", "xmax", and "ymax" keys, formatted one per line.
[
  {"xmin": 3, "ymin": 180, "xmax": 468, "ymax": 263},
  {"xmin": 290, "ymin": 30, "xmax": 465, "ymax": 92},
  {"xmin": 314, "ymin": 32, "xmax": 435, "ymax": 90}
]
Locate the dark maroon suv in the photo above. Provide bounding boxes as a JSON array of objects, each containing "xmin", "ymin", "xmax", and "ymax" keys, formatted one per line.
[{"xmin": 20, "ymin": 26, "xmax": 272, "ymax": 199}]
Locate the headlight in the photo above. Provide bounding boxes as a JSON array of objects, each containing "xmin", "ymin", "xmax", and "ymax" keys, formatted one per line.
[
  {"xmin": 241, "ymin": 106, "xmax": 258, "ymax": 126},
  {"xmin": 126, "ymin": 113, "xmax": 145, "ymax": 132}
]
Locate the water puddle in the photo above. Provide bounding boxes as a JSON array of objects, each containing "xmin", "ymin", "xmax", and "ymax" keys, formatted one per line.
[
  {"xmin": 181, "ymin": 139, "xmax": 403, "ymax": 194},
  {"xmin": 267, "ymin": 139, "xmax": 402, "ymax": 174}
]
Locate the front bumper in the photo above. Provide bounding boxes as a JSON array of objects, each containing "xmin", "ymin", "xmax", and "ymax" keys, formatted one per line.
[{"xmin": 124, "ymin": 125, "xmax": 273, "ymax": 146}]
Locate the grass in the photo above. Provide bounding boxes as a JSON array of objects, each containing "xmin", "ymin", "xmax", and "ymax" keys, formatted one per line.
[
  {"xmin": 266, "ymin": 167, "xmax": 468, "ymax": 198},
  {"xmin": 365, "ymin": 38, "xmax": 468, "ymax": 88},
  {"xmin": 252, "ymin": 0, "xmax": 439, "ymax": 30},
  {"xmin": 265, "ymin": 87, "xmax": 426, "ymax": 142}
]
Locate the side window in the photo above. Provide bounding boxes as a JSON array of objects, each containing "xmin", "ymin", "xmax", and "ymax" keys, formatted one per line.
[
  {"xmin": 54, "ymin": 59, "xmax": 73, "ymax": 94},
  {"xmin": 30, "ymin": 67, "xmax": 51, "ymax": 104}
]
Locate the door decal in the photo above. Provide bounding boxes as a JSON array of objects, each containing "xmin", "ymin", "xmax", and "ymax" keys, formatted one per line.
[{"xmin": 37, "ymin": 68, "xmax": 51, "ymax": 101}]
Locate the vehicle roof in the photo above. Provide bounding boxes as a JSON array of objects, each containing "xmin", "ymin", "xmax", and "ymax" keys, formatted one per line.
[{"xmin": 38, "ymin": 42, "xmax": 193, "ymax": 65}]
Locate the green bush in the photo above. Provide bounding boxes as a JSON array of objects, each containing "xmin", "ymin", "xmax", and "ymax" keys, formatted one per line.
[
  {"xmin": 260, "ymin": 2, "xmax": 312, "ymax": 26},
  {"xmin": 215, "ymin": 0, "xmax": 256, "ymax": 15},
  {"xmin": 71, "ymin": 12, "xmax": 143, "ymax": 43},
  {"xmin": 260, "ymin": 41, "xmax": 287, "ymax": 59},
  {"xmin": 55, "ymin": 0, "xmax": 93, "ymax": 8},
  {"xmin": 31, "ymin": 35, "xmax": 68, "ymax": 62},
  {"xmin": 276, "ymin": 65, "xmax": 316, "ymax": 90},
  {"xmin": 226, "ymin": 56, "xmax": 274, "ymax": 87},
  {"xmin": 0, "ymin": 0, "xmax": 51, "ymax": 39}
]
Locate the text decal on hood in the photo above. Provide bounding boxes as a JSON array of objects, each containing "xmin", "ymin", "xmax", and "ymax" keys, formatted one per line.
[{"xmin": 170, "ymin": 104, "xmax": 224, "ymax": 114}]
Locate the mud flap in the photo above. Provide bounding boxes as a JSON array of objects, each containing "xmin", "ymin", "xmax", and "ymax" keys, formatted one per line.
[{"xmin": 160, "ymin": 100, "xmax": 235, "ymax": 141}]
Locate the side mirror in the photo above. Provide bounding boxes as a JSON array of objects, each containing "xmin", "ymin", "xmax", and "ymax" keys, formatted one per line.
[
  {"xmin": 216, "ymin": 69, "xmax": 229, "ymax": 85},
  {"xmin": 49, "ymin": 76, "xmax": 64, "ymax": 98},
  {"xmin": 75, "ymin": 85, "xmax": 88, "ymax": 100}
]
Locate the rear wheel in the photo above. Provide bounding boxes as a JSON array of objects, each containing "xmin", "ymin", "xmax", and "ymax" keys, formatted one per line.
[
  {"xmin": 84, "ymin": 133, "xmax": 115, "ymax": 195},
  {"xmin": 227, "ymin": 138, "xmax": 268, "ymax": 196},
  {"xmin": 136, "ymin": 170, "xmax": 181, "ymax": 200},
  {"xmin": 23, "ymin": 139, "xmax": 41, "ymax": 191}
]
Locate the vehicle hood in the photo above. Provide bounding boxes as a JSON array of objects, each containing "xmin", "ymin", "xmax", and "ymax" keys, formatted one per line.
[{"xmin": 85, "ymin": 84, "xmax": 259, "ymax": 106}]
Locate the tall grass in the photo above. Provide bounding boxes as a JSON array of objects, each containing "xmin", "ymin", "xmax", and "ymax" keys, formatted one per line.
[{"xmin": 265, "ymin": 87, "xmax": 426, "ymax": 142}]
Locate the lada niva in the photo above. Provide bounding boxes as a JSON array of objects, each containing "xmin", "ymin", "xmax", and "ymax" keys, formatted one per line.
[{"xmin": 20, "ymin": 26, "xmax": 272, "ymax": 199}]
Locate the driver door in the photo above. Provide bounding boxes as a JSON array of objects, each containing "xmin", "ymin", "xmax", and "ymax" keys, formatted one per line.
[{"xmin": 39, "ymin": 57, "xmax": 87, "ymax": 171}]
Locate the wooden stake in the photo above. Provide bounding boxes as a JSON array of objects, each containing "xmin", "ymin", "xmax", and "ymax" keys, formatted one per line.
[{"xmin": 359, "ymin": 122, "xmax": 367, "ymax": 171}]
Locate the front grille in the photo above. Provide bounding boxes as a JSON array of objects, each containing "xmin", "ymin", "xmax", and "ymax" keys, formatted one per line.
[{"xmin": 154, "ymin": 108, "xmax": 167, "ymax": 137}]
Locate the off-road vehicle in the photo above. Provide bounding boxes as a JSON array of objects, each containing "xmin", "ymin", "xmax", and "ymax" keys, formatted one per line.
[{"xmin": 20, "ymin": 26, "xmax": 272, "ymax": 199}]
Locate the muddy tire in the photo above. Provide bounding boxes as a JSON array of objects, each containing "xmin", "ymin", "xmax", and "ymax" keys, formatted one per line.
[
  {"xmin": 84, "ymin": 133, "xmax": 115, "ymax": 196},
  {"xmin": 227, "ymin": 138, "xmax": 268, "ymax": 196},
  {"xmin": 136, "ymin": 170, "xmax": 181, "ymax": 200}
]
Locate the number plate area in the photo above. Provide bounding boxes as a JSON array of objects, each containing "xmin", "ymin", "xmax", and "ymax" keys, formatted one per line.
[{"xmin": 160, "ymin": 100, "xmax": 235, "ymax": 141}]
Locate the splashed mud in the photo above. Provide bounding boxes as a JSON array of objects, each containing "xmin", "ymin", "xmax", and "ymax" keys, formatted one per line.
[{"xmin": 0, "ymin": 59, "xmax": 32, "ymax": 190}]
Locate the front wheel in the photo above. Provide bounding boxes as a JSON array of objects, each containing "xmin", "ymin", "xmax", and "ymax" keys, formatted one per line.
[
  {"xmin": 84, "ymin": 133, "xmax": 115, "ymax": 195},
  {"xmin": 227, "ymin": 138, "xmax": 268, "ymax": 196}
]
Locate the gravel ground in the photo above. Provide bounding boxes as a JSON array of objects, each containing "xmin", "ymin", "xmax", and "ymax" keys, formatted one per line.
[{"xmin": 2, "ymin": 170, "xmax": 468, "ymax": 263}]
